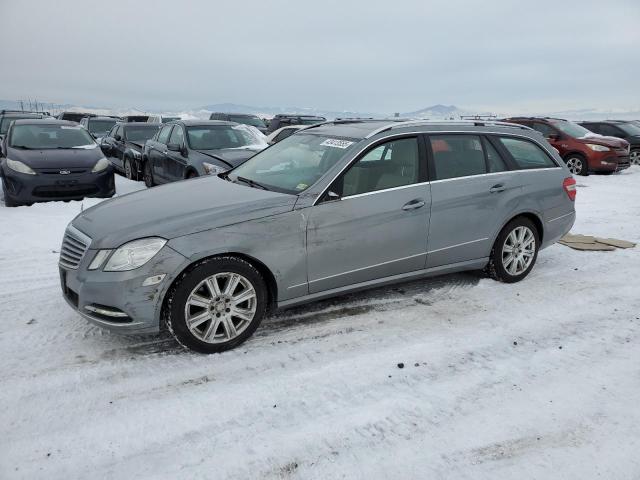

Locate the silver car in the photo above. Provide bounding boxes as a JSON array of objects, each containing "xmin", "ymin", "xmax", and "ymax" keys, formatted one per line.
[{"xmin": 59, "ymin": 120, "xmax": 577, "ymax": 353}]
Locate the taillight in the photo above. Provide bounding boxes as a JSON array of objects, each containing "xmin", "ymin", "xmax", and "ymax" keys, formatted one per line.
[{"xmin": 563, "ymin": 177, "xmax": 577, "ymax": 201}]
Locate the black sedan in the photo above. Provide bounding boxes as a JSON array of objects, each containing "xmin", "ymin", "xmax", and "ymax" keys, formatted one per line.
[
  {"xmin": 141, "ymin": 120, "xmax": 266, "ymax": 187},
  {"xmin": 100, "ymin": 123, "xmax": 160, "ymax": 180},
  {"xmin": 0, "ymin": 119, "xmax": 114, "ymax": 207}
]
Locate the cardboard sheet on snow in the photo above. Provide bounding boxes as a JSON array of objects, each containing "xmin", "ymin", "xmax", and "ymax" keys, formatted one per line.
[{"xmin": 559, "ymin": 234, "xmax": 636, "ymax": 251}]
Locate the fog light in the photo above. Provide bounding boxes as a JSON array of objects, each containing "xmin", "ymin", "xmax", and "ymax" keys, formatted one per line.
[{"xmin": 142, "ymin": 274, "xmax": 166, "ymax": 286}]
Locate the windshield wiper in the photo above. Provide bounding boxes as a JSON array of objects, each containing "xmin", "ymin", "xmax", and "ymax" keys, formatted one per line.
[{"xmin": 235, "ymin": 176, "xmax": 270, "ymax": 190}]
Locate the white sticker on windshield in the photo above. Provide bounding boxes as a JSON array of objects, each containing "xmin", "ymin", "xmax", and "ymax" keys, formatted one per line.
[{"xmin": 320, "ymin": 138, "xmax": 354, "ymax": 149}]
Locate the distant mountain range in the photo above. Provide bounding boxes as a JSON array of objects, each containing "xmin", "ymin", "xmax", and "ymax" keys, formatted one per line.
[{"xmin": 2, "ymin": 99, "xmax": 638, "ymax": 121}]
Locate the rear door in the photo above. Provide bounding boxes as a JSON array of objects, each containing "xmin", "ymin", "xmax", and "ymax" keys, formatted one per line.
[
  {"xmin": 112, "ymin": 126, "xmax": 126, "ymax": 170},
  {"xmin": 306, "ymin": 136, "xmax": 431, "ymax": 293},
  {"xmin": 426, "ymin": 134, "xmax": 517, "ymax": 268},
  {"xmin": 149, "ymin": 124, "xmax": 173, "ymax": 182}
]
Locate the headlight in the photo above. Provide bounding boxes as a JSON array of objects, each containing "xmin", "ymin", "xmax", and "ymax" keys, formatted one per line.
[
  {"xmin": 103, "ymin": 237, "xmax": 167, "ymax": 271},
  {"xmin": 202, "ymin": 162, "xmax": 228, "ymax": 175},
  {"xmin": 6, "ymin": 158, "xmax": 36, "ymax": 175},
  {"xmin": 91, "ymin": 157, "xmax": 110, "ymax": 173},
  {"xmin": 586, "ymin": 144, "xmax": 610, "ymax": 152}
]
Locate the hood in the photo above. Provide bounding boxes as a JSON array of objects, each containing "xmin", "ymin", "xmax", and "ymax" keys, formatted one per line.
[
  {"xmin": 72, "ymin": 176, "xmax": 296, "ymax": 249},
  {"xmin": 6, "ymin": 145, "xmax": 103, "ymax": 169},
  {"xmin": 577, "ymin": 133, "xmax": 629, "ymax": 149},
  {"xmin": 195, "ymin": 147, "xmax": 262, "ymax": 168}
]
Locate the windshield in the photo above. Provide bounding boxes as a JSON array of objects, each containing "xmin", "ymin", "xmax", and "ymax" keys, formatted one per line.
[
  {"xmin": 9, "ymin": 124, "xmax": 95, "ymax": 149},
  {"xmin": 1, "ymin": 116, "xmax": 40, "ymax": 134},
  {"xmin": 550, "ymin": 120, "xmax": 593, "ymax": 138},
  {"xmin": 187, "ymin": 124, "xmax": 267, "ymax": 150},
  {"xmin": 618, "ymin": 123, "xmax": 640, "ymax": 136},
  {"xmin": 125, "ymin": 126, "xmax": 159, "ymax": 142},
  {"xmin": 230, "ymin": 133, "xmax": 359, "ymax": 194},
  {"xmin": 161, "ymin": 117, "xmax": 181, "ymax": 123},
  {"xmin": 228, "ymin": 116, "xmax": 266, "ymax": 128},
  {"xmin": 88, "ymin": 119, "xmax": 117, "ymax": 135}
]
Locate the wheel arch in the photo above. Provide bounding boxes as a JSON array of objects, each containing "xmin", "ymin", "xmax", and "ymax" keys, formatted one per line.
[
  {"xmin": 493, "ymin": 211, "xmax": 544, "ymax": 247},
  {"xmin": 159, "ymin": 252, "xmax": 279, "ymax": 329}
]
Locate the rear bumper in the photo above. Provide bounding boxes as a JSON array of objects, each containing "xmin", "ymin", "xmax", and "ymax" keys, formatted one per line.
[{"xmin": 2, "ymin": 167, "xmax": 115, "ymax": 203}]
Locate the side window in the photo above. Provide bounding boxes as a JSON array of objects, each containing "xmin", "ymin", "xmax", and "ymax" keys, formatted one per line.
[
  {"xmin": 531, "ymin": 122, "xmax": 557, "ymax": 138},
  {"xmin": 483, "ymin": 138, "xmax": 507, "ymax": 173},
  {"xmin": 114, "ymin": 126, "xmax": 123, "ymax": 139},
  {"xmin": 429, "ymin": 135, "xmax": 486, "ymax": 180},
  {"xmin": 598, "ymin": 124, "xmax": 623, "ymax": 138},
  {"xmin": 157, "ymin": 125, "xmax": 172, "ymax": 144},
  {"xmin": 168, "ymin": 126, "xmax": 184, "ymax": 146},
  {"xmin": 581, "ymin": 123, "xmax": 599, "ymax": 134},
  {"xmin": 338, "ymin": 137, "xmax": 419, "ymax": 197},
  {"xmin": 497, "ymin": 137, "xmax": 556, "ymax": 169}
]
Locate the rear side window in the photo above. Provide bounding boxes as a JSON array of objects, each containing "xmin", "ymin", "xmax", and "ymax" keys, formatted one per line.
[
  {"xmin": 497, "ymin": 137, "xmax": 556, "ymax": 169},
  {"xmin": 484, "ymin": 138, "xmax": 507, "ymax": 173},
  {"xmin": 531, "ymin": 122, "xmax": 557, "ymax": 137},
  {"xmin": 429, "ymin": 135, "xmax": 486, "ymax": 180},
  {"xmin": 157, "ymin": 125, "xmax": 172, "ymax": 144}
]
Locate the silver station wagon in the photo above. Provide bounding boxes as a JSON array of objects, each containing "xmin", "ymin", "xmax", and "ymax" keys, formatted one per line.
[{"xmin": 59, "ymin": 120, "xmax": 577, "ymax": 353}]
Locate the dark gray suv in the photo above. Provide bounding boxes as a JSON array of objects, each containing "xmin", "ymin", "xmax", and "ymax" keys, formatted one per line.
[{"xmin": 60, "ymin": 120, "xmax": 576, "ymax": 353}]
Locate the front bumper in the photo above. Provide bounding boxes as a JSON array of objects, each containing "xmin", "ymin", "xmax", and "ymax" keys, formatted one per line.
[
  {"xmin": 2, "ymin": 167, "xmax": 115, "ymax": 203},
  {"xmin": 588, "ymin": 150, "xmax": 630, "ymax": 172},
  {"xmin": 60, "ymin": 243, "xmax": 188, "ymax": 334}
]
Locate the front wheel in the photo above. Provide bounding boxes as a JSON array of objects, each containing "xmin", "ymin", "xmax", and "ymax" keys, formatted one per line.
[
  {"xmin": 143, "ymin": 160, "xmax": 155, "ymax": 188},
  {"xmin": 486, "ymin": 217, "xmax": 540, "ymax": 283},
  {"xmin": 124, "ymin": 157, "xmax": 134, "ymax": 180},
  {"xmin": 630, "ymin": 149, "xmax": 640, "ymax": 166},
  {"xmin": 165, "ymin": 256, "xmax": 268, "ymax": 353},
  {"xmin": 565, "ymin": 154, "xmax": 588, "ymax": 176}
]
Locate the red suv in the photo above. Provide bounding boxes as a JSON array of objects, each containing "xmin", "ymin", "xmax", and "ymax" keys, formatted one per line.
[{"xmin": 503, "ymin": 117, "xmax": 630, "ymax": 175}]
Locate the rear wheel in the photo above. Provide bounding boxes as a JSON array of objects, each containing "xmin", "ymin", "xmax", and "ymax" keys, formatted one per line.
[
  {"xmin": 165, "ymin": 256, "xmax": 268, "ymax": 353},
  {"xmin": 564, "ymin": 154, "xmax": 588, "ymax": 176},
  {"xmin": 124, "ymin": 157, "xmax": 134, "ymax": 180},
  {"xmin": 630, "ymin": 149, "xmax": 640, "ymax": 166},
  {"xmin": 143, "ymin": 160, "xmax": 155, "ymax": 187},
  {"xmin": 486, "ymin": 217, "xmax": 540, "ymax": 283}
]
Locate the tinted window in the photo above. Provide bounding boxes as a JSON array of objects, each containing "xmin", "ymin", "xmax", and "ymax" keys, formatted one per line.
[
  {"xmin": 340, "ymin": 137, "xmax": 419, "ymax": 196},
  {"xmin": 598, "ymin": 124, "xmax": 623, "ymax": 137},
  {"xmin": 531, "ymin": 122, "xmax": 557, "ymax": 137},
  {"xmin": 430, "ymin": 135, "xmax": 486, "ymax": 180},
  {"xmin": 484, "ymin": 138, "xmax": 507, "ymax": 173},
  {"xmin": 157, "ymin": 125, "xmax": 172, "ymax": 144},
  {"xmin": 228, "ymin": 115, "xmax": 266, "ymax": 128},
  {"xmin": 126, "ymin": 126, "xmax": 159, "ymax": 142},
  {"xmin": 1, "ymin": 116, "xmax": 41, "ymax": 134},
  {"xmin": 187, "ymin": 125, "xmax": 265, "ymax": 150},
  {"xmin": 273, "ymin": 128, "xmax": 297, "ymax": 143},
  {"xmin": 113, "ymin": 126, "xmax": 123, "ymax": 139},
  {"xmin": 168, "ymin": 125, "xmax": 184, "ymax": 145},
  {"xmin": 498, "ymin": 137, "xmax": 556, "ymax": 169},
  {"xmin": 88, "ymin": 119, "xmax": 117, "ymax": 135}
]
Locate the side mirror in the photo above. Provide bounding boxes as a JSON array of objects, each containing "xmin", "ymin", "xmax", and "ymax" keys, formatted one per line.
[
  {"xmin": 324, "ymin": 190, "xmax": 341, "ymax": 202},
  {"xmin": 114, "ymin": 134, "xmax": 122, "ymax": 141},
  {"xmin": 167, "ymin": 143, "xmax": 181, "ymax": 152}
]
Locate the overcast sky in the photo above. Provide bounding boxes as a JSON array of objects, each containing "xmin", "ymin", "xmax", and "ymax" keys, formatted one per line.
[{"xmin": 1, "ymin": 0, "xmax": 638, "ymax": 114}]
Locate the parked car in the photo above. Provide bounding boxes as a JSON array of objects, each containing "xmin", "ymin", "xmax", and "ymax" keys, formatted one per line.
[
  {"xmin": 266, "ymin": 114, "xmax": 326, "ymax": 133},
  {"xmin": 100, "ymin": 123, "xmax": 160, "ymax": 180},
  {"xmin": 504, "ymin": 117, "xmax": 630, "ymax": 175},
  {"xmin": 0, "ymin": 111, "xmax": 49, "ymax": 141},
  {"xmin": 141, "ymin": 120, "xmax": 266, "ymax": 187},
  {"xmin": 79, "ymin": 116, "xmax": 119, "ymax": 142},
  {"xmin": 265, "ymin": 125, "xmax": 305, "ymax": 144},
  {"xmin": 121, "ymin": 115, "xmax": 149, "ymax": 123},
  {"xmin": 209, "ymin": 113, "xmax": 268, "ymax": 134},
  {"xmin": 0, "ymin": 119, "xmax": 114, "ymax": 206},
  {"xmin": 60, "ymin": 119, "xmax": 576, "ymax": 353},
  {"xmin": 147, "ymin": 114, "xmax": 181, "ymax": 124},
  {"xmin": 57, "ymin": 112, "xmax": 95, "ymax": 123},
  {"xmin": 579, "ymin": 120, "xmax": 640, "ymax": 166}
]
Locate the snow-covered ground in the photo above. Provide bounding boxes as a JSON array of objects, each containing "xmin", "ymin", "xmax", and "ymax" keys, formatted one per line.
[{"xmin": 1, "ymin": 169, "xmax": 639, "ymax": 479}]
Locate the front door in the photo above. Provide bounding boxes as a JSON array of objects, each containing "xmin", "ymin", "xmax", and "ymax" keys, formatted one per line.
[
  {"xmin": 306, "ymin": 136, "xmax": 431, "ymax": 294},
  {"xmin": 165, "ymin": 124, "xmax": 188, "ymax": 180}
]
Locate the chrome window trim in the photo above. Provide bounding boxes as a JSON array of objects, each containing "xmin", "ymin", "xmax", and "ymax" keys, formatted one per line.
[
  {"xmin": 427, "ymin": 237, "xmax": 488, "ymax": 254},
  {"xmin": 312, "ymin": 130, "xmax": 560, "ymax": 206},
  {"xmin": 341, "ymin": 181, "xmax": 430, "ymax": 200},
  {"xmin": 308, "ymin": 251, "xmax": 427, "ymax": 285}
]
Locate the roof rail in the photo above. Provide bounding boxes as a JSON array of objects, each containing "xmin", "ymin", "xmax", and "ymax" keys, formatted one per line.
[{"xmin": 364, "ymin": 119, "xmax": 535, "ymax": 138}]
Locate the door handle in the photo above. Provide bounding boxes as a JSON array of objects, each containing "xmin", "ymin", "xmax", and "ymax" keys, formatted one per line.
[
  {"xmin": 402, "ymin": 199, "xmax": 426, "ymax": 211},
  {"xmin": 489, "ymin": 184, "xmax": 506, "ymax": 193}
]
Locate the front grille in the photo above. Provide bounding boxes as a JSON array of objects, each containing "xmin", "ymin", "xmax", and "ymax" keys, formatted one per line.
[
  {"xmin": 33, "ymin": 184, "xmax": 99, "ymax": 198},
  {"xmin": 59, "ymin": 226, "xmax": 91, "ymax": 269}
]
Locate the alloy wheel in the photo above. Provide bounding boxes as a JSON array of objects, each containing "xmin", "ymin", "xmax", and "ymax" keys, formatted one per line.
[
  {"xmin": 565, "ymin": 157, "xmax": 582, "ymax": 175},
  {"xmin": 184, "ymin": 272, "xmax": 257, "ymax": 344},
  {"xmin": 501, "ymin": 226, "xmax": 536, "ymax": 276},
  {"xmin": 631, "ymin": 150, "xmax": 640, "ymax": 166}
]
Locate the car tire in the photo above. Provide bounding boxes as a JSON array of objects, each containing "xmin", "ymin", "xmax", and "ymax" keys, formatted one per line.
[
  {"xmin": 124, "ymin": 157, "xmax": 134, "ymax": 180},
  {"xmin": 630, "ymin": 148, "xmax": 640, "ymax": 166},
  {"xmin": 143, "ymin": 160, "xmax": 155, "ymax": 187},
  {"xmin": 486, "ymin": 217, "xmax": 540, "ymax": 283},
  {"xmin": 1, "ymin": 179, "xmax": 20, "ymax": 207},
  {"xmin": 564, "ymin": 154, "xmax": 588, "ymax": 176},
  {"xmin": 165, "ymin": 256, "xmax": 268, "ymax": 354}
]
